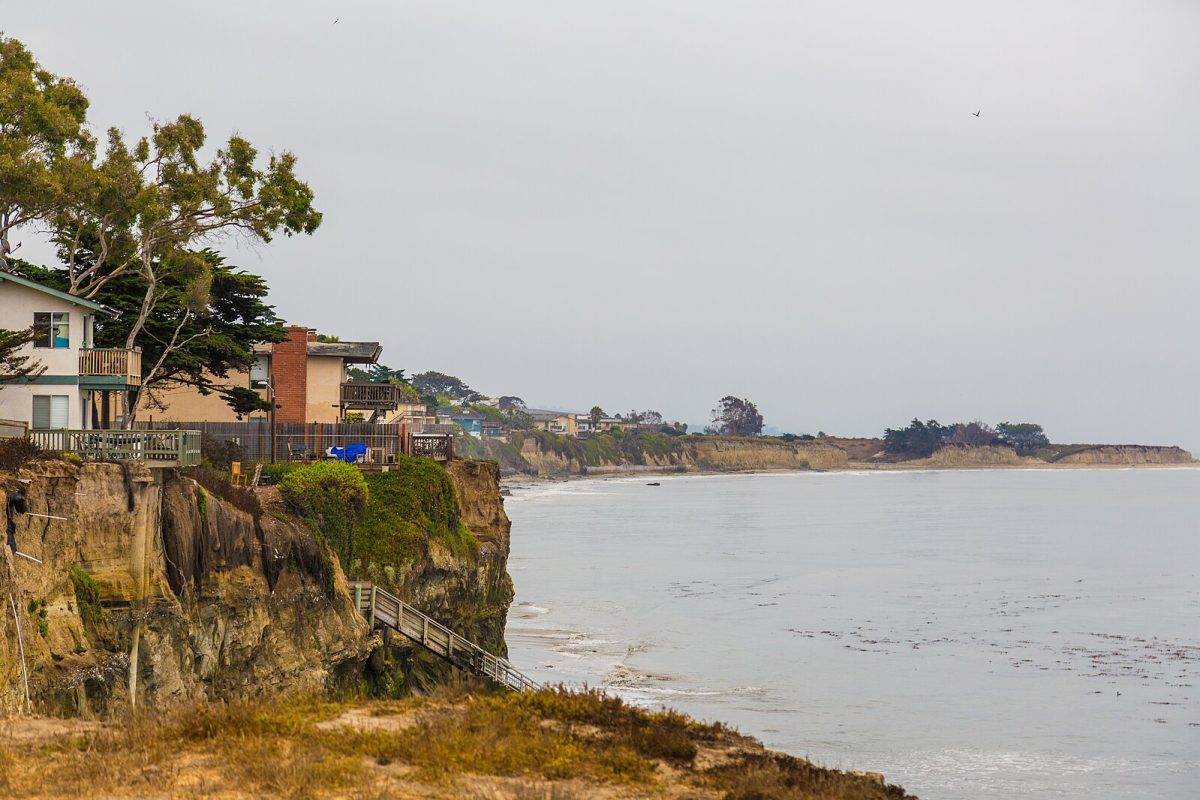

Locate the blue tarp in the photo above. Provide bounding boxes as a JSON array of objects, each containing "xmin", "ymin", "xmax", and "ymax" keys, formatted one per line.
[{"xmin": 329, "ymin": 443, "xmax": 368, "ymax": 463}]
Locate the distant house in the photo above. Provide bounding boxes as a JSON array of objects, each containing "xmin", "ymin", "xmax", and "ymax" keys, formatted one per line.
[
  {"xmin": 451, "ymin": 411, "xmax": 485, "ymax": 437},
  {"xmin": 526, "ymin": 408, "xmax": 578, "ymax": 436},
  {"xmin": 143, "ymin": 325, "xmax": 394, "ymax": 424},
  {"xmin": 0, "ymin": 271, "xmax": 136, "ymax": 430},
  {"xmin": 575, "ymin": 414, "xmax": 633, "ymax": 434},
  {"xmin": 387, "ymin": 398, "xmax": 437, "ymax": 429},
  {"xmin": 480, "ymin": 419, "xmax": 504, "ymax": 439}
]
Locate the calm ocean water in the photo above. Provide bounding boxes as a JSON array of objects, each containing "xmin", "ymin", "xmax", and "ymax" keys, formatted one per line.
[{"xmin": 503, "ymin": 469, "xmax": 1200, "ymax": 799}]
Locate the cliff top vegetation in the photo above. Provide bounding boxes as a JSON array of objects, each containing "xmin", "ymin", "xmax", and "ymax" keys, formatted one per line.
[{"xmin": 0, "ymin": 686, "xmax": 912, "ymax": 799}]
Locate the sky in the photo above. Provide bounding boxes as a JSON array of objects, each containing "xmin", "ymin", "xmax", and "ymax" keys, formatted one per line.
[{"xmin": 5, "ymin": 2, "xmax": 1199, "ymax": 448}]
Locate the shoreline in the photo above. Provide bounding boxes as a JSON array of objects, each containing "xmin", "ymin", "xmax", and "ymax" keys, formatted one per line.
[{"xmin": 500, "ymin": 458, "xmax": 1200, "ymax": 485}]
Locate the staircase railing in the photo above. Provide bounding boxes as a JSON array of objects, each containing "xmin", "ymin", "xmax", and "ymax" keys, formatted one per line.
[{"xmin": 349, "ymin": 580, "xmax": 539, "ymax": 693}]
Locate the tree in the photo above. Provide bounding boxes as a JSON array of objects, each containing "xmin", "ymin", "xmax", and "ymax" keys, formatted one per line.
[
  {"xmin": 637, "ymin": 410, "xmax": 664, "ymax": 425},
  {"xmin": 589, "ymin": 406, "xmax": 606, "ymax": 429},
  {"xmin": 709, "ymin": 396, "xmax": 764, "ymax": 436},
  {"xmin": 412, "ymin": 371, "xmax": 481, "ymax": 404},
  {"xmin": 348, "ymin": 364, "xmax": 407, "ymax": 384},
  {"xmin": 0, "ymin": 38, "xmax": 92, "ymax": 270},
  {"xmin": 498, "ymin": 395, "xmax": 525, "ymax": 413},
  {"xmin": 0, "ymin": 327, "xmax": 45, "ymax": 385},
  {"xmin": 946, "ymin": 420, "xmax": 1000, "ymax": 446},
  {"xmin": 882, "ymin": 418, "xmax": 950, "ymax": 458},
  {"xmin": 996, "ymin": 422, "xmax": 1050, "ymax": 455},
  {"xmin": 47, "ymin": 114, "xmax": 320, "ymax": 424},
  {"xmin": 17, "ymin": 251, "xmax": 285, "ymax": 417}
]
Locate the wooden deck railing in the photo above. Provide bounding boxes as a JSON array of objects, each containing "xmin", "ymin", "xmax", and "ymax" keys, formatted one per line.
[
  {"xmin": 340, "ymin": 382, "xmax": 400, "ymax": 409},
  {"xmin": 78, "ymin": 348, "xmax": 142, "ymax": 386},
  {"xmin": 29, "ymin": 429, "xmax": 201, "ymax": 466}
]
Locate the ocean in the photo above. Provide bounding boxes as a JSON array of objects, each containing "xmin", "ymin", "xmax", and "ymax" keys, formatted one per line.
[{"xmin": 502, "ymin": 468, "xmax": 1200, "ymax": 799}]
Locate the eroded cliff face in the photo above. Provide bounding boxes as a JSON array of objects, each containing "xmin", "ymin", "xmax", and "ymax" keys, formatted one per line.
[
  {"xmin": 1050, "ymin": 445, "xmax": 1195, "ymax": 465},
  {"xmin": 926, "ymin": 444, "xmax": 1023, "ymax": 466},
  {"xmin": 0, "ymin": 461, "xmax": 372, "ymax": 715},
  {"xmin": 515, "ymin": 436, "xmax": 849, "ymax": 477},
  {"xmin": 365, "ymin": 460, "xmax": 515, "ymax": 693}
]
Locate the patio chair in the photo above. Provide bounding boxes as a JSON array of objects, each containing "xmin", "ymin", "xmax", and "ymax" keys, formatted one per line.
[{"xmin": 287, "ymin": 441, "xmax": 309, "ymax": 462}]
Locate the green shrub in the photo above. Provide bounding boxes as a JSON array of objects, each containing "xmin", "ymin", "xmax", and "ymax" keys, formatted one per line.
[
  {"xmin": 351, "ymin": 457, "xmax": 478, "ymax": 587},
  {"xmin": 200, "ymin": 437, "xmax": 246, "ymax": 471},
  {"xmin": 26, "ymin": 598, "xmax": 49, "ymax": 637},
  {"xmin": 69, "ymin": 564, "xmax": 107, "ymax": 624},
  {"xmin": 260, "ymin": 461, "xmax": 300, "ymax": 485},
  {"xmin": 278, "ymin": 461, "xmax": 369, "ymax": 565}
]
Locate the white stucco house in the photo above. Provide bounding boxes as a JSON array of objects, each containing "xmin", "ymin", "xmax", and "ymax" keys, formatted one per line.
[{"xmin": 0, "ymin": 271, "xmax": 140, "ymax": 431}]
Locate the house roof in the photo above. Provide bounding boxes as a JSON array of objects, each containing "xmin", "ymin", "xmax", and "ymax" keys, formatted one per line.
[
  {"xmin": 525, "ymin": 408, "xmax": 575, "ymax": 421},
  {"xmin": 251, "ymin": 339, "xmax": 383, "ymax": 363},
  {"xmin": 0, "ymin": 271, "xmax": 117, "ymax": 315},
  {"xmin": 306, "ymin": 340, "xmax": 382, "ymax": 363},
  {"xmin": 452, "ymin": 412, "xmax": 484, "ymax": 421}
]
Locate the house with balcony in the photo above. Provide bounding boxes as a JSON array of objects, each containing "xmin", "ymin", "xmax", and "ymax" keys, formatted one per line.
[
  {"xmin": 0, "ymin": 271, "xmax": 140, "ymax": 430},
  {"xmin": 143, "ymin": 326, "xmax": 395, "ymax": 424},
  {"xmin": 526, "ymin": 408, "xmax": 579, "ymax": 436}
]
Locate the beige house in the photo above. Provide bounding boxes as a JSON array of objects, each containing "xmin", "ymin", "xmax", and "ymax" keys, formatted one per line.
[
  {"xmin": 387, "ymin": 398, "xmax": 438, "ymax": 428},
  {"xmin": 142, "ymin": 326, "xmax": 393, "ymax": 424},
  {"xmin": 526, "ymin": 408, "xmax": 579, "ymax": 436}
]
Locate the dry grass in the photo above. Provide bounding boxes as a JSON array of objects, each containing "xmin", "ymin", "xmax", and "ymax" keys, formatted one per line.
[{"xmin": 0, "ymin": 689, "xmax": 914, "ymax": 799}]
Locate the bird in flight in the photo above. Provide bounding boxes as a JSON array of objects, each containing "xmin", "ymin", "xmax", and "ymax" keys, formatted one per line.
[
  {"xmin": 972, "ymin": 110, "xmax": 981, "ymax": 117},
  {"xmin": 333, "ymin": 17, "xmax": 339, "ymax": 25}
]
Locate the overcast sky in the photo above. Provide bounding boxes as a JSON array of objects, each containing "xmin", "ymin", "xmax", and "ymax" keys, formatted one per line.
[{"xmin": 6, "ymin": 2, "xmax": 1199, "ymax": 447}]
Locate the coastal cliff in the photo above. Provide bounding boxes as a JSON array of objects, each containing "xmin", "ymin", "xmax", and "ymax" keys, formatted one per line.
[
  {"xmin": 1042, "ymin": 445, "xmax": 1194, "ymax": 465},
  {"xmin": 0, "ymin": 457, "xmax": 515, "ymax": 713},
  {"xmin": 0, "ymin": 461, "xmax": 370, "ymax": 714},
  {"xmin": 461, "ymin": 430, "xmax": 849, "ymax": 477}
]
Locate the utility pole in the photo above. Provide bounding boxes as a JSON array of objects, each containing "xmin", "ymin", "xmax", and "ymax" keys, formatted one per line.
[{"xmin": 266, "ymin": 378, "xmax": 277, "ymax": 464}]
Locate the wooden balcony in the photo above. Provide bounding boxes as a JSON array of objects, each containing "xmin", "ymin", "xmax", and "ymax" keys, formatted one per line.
[
  {"xmin": 79, "ymin": 348, "xmax": 142, "ymax": 387},
  {"xmin": 340, "ymin": 382, "xmax": 400, "ymax": 411}
]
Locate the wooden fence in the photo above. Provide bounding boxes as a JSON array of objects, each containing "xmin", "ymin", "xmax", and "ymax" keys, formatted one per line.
[{"xmin": 137, "ymin": 420, "xmax": 454, "ymax": 463}]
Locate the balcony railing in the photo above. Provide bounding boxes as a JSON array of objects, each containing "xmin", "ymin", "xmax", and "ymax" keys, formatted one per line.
[
  {"xmin": 79, "ymin": 348, "xmax": 142, "ymax": 386},
  {"xmin": 340, "ymin": 382, "xmax": 400, "ymax": 410},
  {"xmin": 29, "ymin": 429, "xmax": 201, "ymax": 467}
]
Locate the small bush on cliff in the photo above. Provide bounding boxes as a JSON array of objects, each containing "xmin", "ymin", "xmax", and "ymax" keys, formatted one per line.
[
  {"xmin": 69, "ymin": 564, "xmax": 107, "ymax": 624},
  {"xmin": 0, "ymin": 437, "xmax": 44, "ymax": 470},
  {"xmin": 279, "ymin": 461, "xmax": 369, "ymax": 566}
]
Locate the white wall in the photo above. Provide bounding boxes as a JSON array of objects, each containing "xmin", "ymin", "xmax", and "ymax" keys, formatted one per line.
[{"xmin": 0, "ymin": 280, "xmax": 89, "ymax": 428}]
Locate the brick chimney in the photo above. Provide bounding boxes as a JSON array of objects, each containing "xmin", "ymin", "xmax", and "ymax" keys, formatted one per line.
[{"xmin": 272, "ymin": 325, "xmax": 309, "ymax": 423}]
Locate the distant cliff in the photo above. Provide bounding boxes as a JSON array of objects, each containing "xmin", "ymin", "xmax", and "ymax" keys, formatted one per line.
[
  {"xmin": 457, "ymin": 430, "xmax": 848, "ymax": 477},
  {"xmin": 1040, "ymin": 444, "xmax": 1195, "ymax": 465}
]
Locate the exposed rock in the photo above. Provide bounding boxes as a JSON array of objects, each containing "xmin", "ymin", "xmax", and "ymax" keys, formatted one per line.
[
  {"xmin": 926, "ymin": 444, "xmax": 1022, "ymax": 466},
  {"xmin": 513, "ymin": 436, "xmax": 849, "ymax": 478},
  {"xmin": 0, "ymin": 461, "xmax": 372, "ymax": 715},
  {"xmin": 1049, "ymin": 445, "xmax": 1194, "ymax": 465}
]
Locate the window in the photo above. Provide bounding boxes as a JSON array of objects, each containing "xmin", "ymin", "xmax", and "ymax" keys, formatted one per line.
[
  {"xmin": 33, "ymin": 312, "xmax": 70, "ymax": 348},
  {"xmin": 32, "ymin": 395, "xmax": 69, "ymax": 429}
]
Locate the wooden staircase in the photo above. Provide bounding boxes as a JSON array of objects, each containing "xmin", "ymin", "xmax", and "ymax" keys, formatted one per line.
[{"xmin": 349, "ymin": 580, "xmax": 539, "ymax": 693}]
